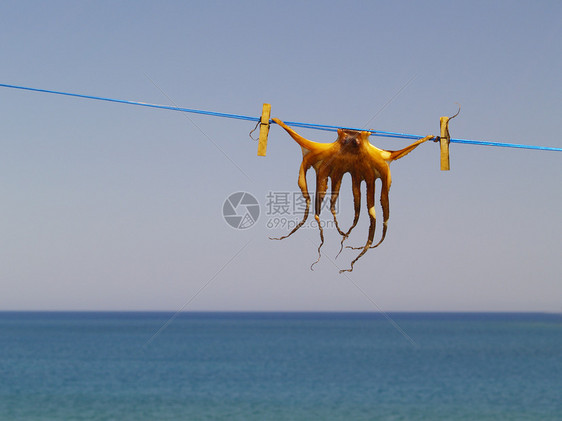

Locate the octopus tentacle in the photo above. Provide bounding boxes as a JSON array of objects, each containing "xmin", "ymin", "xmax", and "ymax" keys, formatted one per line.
[
  {"xmin": 340, "ymin": 177, "xmax": 377, "ymax": 273},
  {"xmin": 381, "ymin": 135, "xmax": 435, "ymax": 161},
  {"xmin": 272, "ymin": 118, "xmax": 332, "ymax": 154},
  {"xmin": 329, "ymin": 171, "xmax": 346, "ymax": 238},
  {"xmin": 310, "ymin": 164, "xmax": 330, "ymax": 270},
  {"xmin": 370, "ymin": 175, "xmax": 390, "ymax": 248},
  {"xmin": 269, "ymin": 159, "xmax": 311, "ymax": 241},
  {"xmin": 346, "ymin": 171, "xmax": 392, "ymax": 251},
  {"xmin": 336, "ymin": 174, "xmax": 362, "ymax": 258}
]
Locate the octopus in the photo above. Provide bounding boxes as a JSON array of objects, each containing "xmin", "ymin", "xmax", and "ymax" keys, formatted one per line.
[{"xmin": 271, "ymin": 117, "xmax": 435, "ymax": 273}]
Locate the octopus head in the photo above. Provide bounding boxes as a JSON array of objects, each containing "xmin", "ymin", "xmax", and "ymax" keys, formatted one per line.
[{"xmin": 337, "ymin": 129, "xmax": 370, "ymax": 153}]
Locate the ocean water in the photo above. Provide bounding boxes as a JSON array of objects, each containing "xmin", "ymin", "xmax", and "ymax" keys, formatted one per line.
[{"xmin": 0, "ymin": 312, "xmax": 560, "ymax": 420}]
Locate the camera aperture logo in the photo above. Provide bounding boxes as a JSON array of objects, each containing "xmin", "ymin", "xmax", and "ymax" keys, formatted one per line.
[{"xmin": 223, "ymin": 192, "xmax": 260, "ymax": 230}]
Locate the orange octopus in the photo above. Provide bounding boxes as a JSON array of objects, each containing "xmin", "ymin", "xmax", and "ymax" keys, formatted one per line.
[{"xmin": 271, "ymin": 118, "xmax": 435, "ymax": 272}]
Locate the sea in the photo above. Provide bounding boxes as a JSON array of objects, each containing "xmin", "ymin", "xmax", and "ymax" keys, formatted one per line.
[{"xmin": 0, "ymin": 312, "xmax": 560, "ymax": 420}]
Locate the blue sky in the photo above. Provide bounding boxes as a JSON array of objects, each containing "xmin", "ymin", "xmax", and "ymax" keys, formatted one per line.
[{"xmin": 1, "ymin": 0, "xmax": 560, "ymax": 311}]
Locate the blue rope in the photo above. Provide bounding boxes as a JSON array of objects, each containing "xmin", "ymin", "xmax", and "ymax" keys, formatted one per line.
[
  {"xmin": 0, "ymin": 83, "xmax": 258, "ymax": 123},
  {"xmin": 1, "ymin": 83, "xmax": 561, "ymax": 152}
]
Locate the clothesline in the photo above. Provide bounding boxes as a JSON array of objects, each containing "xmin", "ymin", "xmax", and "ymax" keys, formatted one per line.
[{"xmin": 1, "ymin": 83, "xmax": 560, "ymax": 152}]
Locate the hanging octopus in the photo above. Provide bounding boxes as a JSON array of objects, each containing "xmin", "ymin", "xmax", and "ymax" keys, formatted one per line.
[{"xmin": 271, "ymin": 118, "xmax": 435, "ymax": 273}]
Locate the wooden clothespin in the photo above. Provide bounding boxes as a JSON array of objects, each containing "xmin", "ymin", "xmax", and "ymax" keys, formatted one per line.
[
  {"xmin": 438, "ymin": 105, "xmax": 460, "ymax": 171},
  {"xmin": 439, "ymin": 116, "xmax": 451, "ymax": 171},
  {"xmin": 257, "ymin": 103, "xmax": 271, "ymax": 156}
]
